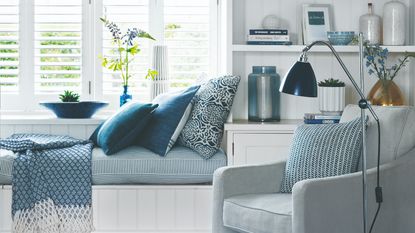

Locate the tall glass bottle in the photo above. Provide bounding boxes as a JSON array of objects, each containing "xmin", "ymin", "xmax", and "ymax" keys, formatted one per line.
[
  {"xmin": 359, "ymin": 3, "xmax": 382, "ymax": 44},
  {"xmin": 248, "ymin": 66, "xmax": 280, "ymax": 122}
]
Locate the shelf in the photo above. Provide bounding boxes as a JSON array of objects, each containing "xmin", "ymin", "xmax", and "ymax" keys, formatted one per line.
[
  {"xmin": 224, "ymin": 119, "xmax": 302, "ymax": 131},
  {"xmin": 232, "ymin": 44, "xmax": 415, "ymax": 53}
]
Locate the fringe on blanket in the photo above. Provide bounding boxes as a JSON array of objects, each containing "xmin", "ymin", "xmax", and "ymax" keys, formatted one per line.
[{"xmin": 12, "ymin": 198, "xmax": 94, "ymax": 233}]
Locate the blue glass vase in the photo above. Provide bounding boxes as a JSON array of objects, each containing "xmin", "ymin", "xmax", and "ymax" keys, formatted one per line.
[
  {"xmin": 120, "ymin": 85, "xmax": 132, "ymax": 106},
  {"xmin": 248, "ymin": 66, "xmax": 280, "ymax": 122}
]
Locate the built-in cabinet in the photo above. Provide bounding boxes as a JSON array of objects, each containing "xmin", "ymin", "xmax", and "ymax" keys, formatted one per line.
[
  {"xmin": 220, "ymin": 0, "xmax": 415, "ymax": 166},
  {"xmin": 220, "ymin": 0, "xmax": 415, "ymax": 120},
  {"xmin": 225, "ymin": 120, "xmax": 300, "ymax": 165}
]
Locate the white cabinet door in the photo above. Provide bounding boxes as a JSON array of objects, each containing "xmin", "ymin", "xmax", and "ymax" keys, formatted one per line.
[{"xmin": 233, "ymin": 133, "xmax": 293, "ymax": 165}]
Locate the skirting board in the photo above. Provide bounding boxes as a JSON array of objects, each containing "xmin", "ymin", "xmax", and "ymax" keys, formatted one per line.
[{"xmin": 0, "ymin": 185, "xmax": 212, "ymax": 233}]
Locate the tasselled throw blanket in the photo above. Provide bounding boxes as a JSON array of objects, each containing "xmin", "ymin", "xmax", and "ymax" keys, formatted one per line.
[{"xmin": 0, "ymin": 134, "xmax": 94, "ymax": 233}]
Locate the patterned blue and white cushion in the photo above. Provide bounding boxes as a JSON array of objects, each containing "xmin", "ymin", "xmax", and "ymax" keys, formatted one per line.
[
  {"xmin": 178, "ymin": 75, "xmax": 241, "ymax": 159},
  {"xmin": 280, "ymin": 118, "xmax": 363, "ymax": 193}
]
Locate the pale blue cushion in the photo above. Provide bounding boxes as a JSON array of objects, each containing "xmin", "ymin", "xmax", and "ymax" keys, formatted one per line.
[
  {"xmin": 0, "ymin": 149, "xmax": 14, "ymax": 185},
  {"xmin": 0, "ymin": 146, "xmax": 227, "ymax": 185},
  {"xmin": 139, "ymin": 85, "xmax": 200, "ymax": 156},
  {"xmin": 90, "ymin": 102, "xmax": 158, "ymax": 155},
  {"xmin": 92, "ymin": 146, "xmax": 226, "ymax": 184},
  {"xmin": 224, "ymin": 193, "xmax": 292, "ymax": 233},
  {"xmin": 178, "ymin": 75, "xmax": 241, "ymax": 159},
  {"xmin": 280, "ymin": 118, "xmax": 363, "ymax": 193}
]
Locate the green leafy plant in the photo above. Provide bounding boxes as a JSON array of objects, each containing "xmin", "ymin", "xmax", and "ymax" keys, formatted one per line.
[
  {"xmin": 59, "ymin": 90, "xmax": 80, "ymax": 102},
  {"xmin": 364, "ymin": 43, "xmax": 415, "ymax": 80},
  {"xmin": 318, "ymin": 78, "xmax": 346, "ymax": 87},
  {"xmin": 100, "ymin": 17, "xmax": 158, "ymax": 87}
]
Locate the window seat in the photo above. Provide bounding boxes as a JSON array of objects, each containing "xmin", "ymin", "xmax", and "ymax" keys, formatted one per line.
[{"xmin": 0, "ymin": 146, "xmax": 227, "ymax": 185}]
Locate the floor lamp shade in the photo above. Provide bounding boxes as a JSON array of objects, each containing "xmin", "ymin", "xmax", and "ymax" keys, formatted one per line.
[{"xmin": 279, "ymin": 61, "xmax": 318, "ymax": 97}]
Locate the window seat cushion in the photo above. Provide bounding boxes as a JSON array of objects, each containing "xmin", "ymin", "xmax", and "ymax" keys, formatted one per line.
[{"xmin": 0, "ymin": 146, "xmax": 227, "ymax": 185}]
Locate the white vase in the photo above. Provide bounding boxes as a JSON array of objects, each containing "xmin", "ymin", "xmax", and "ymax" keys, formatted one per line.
[
  {"xmin": 359, "ymin": 3, "xmax": 382, "ymax": 44},
  {"xmin": 383, "ymin": 0, "xmax": 406, "ymax": 45},
  {"xmin": 319, "ymin": 86, "xmax": 345, "ymax": 115}
]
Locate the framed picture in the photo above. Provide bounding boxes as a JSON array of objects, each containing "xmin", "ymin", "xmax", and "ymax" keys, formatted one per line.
[{"xmin": 302, "ymin": 4, "xmax": 332, "ymax": 44}]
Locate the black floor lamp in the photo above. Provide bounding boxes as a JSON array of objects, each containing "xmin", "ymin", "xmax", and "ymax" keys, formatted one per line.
[{"xmin": 279, "ymin": 33, "xmax": 382, "ymax": 233}]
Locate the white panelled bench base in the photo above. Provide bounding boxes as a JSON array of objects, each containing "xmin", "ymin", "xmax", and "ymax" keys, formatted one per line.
[{"xmin": 0, "ymin": 185, "xmax": 212, "ymax": 233}]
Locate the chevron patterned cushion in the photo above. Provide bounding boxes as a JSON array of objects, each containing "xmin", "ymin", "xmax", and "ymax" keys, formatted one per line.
[{"xmin": 280, "ymin": 118, "xmax": 363, "ymax": 193}]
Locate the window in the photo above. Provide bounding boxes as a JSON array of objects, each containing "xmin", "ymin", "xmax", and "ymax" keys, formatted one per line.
[
  {"xmin": 0, "ymin": 0, "xmax": 19, "ymax": 93},
  {"xmin": 0, "ymin": 0, "xmax": 218, "ymax": 111},
  {"xmin": 34, "ymin": 0, "xmax": 83, "ymax": 94},
  {"xmin": 164, "ymin": 0, "xmax": 212, "ymax": 89},
  {"xmin": 101, "ymin": 0, "xmax": 150, "ymax": 100}
]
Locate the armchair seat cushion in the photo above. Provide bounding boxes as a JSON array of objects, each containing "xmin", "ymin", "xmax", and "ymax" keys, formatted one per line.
[{"xmin": 223, "ymin": 193, "xmax": 292, "ymax": 233}]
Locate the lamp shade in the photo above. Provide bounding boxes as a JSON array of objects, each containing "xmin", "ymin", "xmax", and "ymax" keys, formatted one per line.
[{"xmin": 279, "ymin": 61, "xmax": 317, "ymax": 97}]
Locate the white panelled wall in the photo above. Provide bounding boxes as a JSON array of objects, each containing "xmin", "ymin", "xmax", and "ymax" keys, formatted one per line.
[
  {"xmin": 1, "ymin": 186, "xmax": 212, "ymax": 233},
  {"xmin": 225, "ymin": 0, "xmax": 415, "ymax": 120}
]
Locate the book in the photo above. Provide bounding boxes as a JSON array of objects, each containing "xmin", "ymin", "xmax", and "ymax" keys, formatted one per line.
[
  {"xmin": 247, "ymin": 34, "xmax": 290, "ymax": 41},
  {"xmin": 247, "ymin": 41, "xmax": 293, "ymax": 45},
  {"xmin": 304, "ymin": 119, "xmax": 340, "ymax": 124},
  {"xmin": 304, "ymin": 113, "xmax": 341, "ymax": 120},
  {"xmin": 249, "ymin": 29, "xmax": 288, "ymax": 35}
]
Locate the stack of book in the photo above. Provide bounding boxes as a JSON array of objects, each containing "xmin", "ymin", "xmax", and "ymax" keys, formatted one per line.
[
  {"xmin": 247, "ymin": 29, "xmax": 292, "ymax": 45},
  {"xmin": 304, "ymin": 113, "xmax": 341, "ymax": 124}
]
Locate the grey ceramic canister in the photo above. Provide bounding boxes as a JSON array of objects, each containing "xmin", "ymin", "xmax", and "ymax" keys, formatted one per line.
[
  {"xmin": 248, "ymin": 66, "xmax": 280, "ymax": 122},
  {"xmin": 383, "ymin": 0, "xmax": 406, "ymax": 45}
]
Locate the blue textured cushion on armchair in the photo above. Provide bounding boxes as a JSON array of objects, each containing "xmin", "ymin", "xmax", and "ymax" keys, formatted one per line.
[
  {"xmin": 280, "ymin": 118, "xmax": 363, "ymax": 193},
  {"xmin": 90, "ymin": 102, "xmax": 158, "ymax": 155},
  {"xmin": 139, "ymin": 85, "xmax": 200, "ymax": 156}
]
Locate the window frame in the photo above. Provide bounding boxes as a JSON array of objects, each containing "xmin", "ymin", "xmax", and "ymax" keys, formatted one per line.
[{"xmin": 0, "ymin": 0, "xmax": 219, "ymax": 112}]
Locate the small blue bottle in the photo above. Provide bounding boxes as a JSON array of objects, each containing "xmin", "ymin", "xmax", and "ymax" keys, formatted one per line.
[
  {"xmin": 248, "ymin": 66, "xmax": 280, "ymax": 122},
  {"xmin": 120, "ymin": 85, "xmax": 132, "ymax": 106}
]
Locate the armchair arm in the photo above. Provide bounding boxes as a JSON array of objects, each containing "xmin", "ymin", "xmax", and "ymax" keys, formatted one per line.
[
  {"xmin": 292, "ymin": 148, "xmax": 415, "ymax": 233},
  {"xmin": 212, "ymin": 161, "xmax": 286, "ymax": 233}
]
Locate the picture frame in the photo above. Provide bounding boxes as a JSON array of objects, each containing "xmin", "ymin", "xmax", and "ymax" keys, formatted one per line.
[{"xmin": 302, "ymin": 4, "xmax": 332, "ymax": 45}]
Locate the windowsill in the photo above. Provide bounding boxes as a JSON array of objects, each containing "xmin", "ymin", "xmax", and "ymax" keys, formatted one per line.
[{"xmin": 0, "ymin": 112, "xmax": 108, "ymax": 125}]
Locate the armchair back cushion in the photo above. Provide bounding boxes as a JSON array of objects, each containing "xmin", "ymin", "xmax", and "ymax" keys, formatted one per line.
[{"xmin": 340, "ymin": 105, "xmax": 415, "ymax": 169}]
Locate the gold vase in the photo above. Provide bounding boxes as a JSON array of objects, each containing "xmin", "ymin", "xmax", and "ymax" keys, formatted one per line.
[{"xmin": 367, "ymin": 79, "xmax": 404, "ymax": 106}]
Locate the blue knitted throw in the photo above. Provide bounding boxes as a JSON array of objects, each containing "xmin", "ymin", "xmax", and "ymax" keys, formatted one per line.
[{"xmin": 0, "ymin": 134, "xmax": 94, "ymax": 233}]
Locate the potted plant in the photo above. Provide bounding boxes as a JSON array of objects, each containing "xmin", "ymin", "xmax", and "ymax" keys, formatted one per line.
[
  {"xmin": 364, "ymin": 44, "xmax": 415, "ymax": 106},
  {"xmin": 39, "ymin": 90, "xmax": 108, "ymax": 118},
  {"xmin": 318, "ymin": 78, "xmax": 346, "ymax": 115},
  {"xmin": 100, "ymin": 17, "xmax": 158, "ymax": 106}
]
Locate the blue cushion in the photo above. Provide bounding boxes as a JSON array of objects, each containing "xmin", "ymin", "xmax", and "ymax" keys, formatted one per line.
[
  {"xmin": 139, "ymin": 85, "xmax": 200, "ymax": 156},
  {"xmin": 90, "ymin": 102, "xmax": 158, "ymax": 155},
  {"xmin": 178, "ymin": 75, "xmax": 241, "ymax": 159},
  {"xmin": 280, "ymin": 118, "xmax": 363, "ymax": 193}
]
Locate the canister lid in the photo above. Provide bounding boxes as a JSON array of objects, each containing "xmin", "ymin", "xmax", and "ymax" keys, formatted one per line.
[{"xmin": 253, "ymin": 66, "xmax": 276, "ymax": 74}]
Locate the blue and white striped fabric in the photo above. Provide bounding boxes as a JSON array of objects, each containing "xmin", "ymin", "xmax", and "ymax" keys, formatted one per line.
[
  {"xmin": 92, "ymin": 146, "xmax": 227, "ymax": 184},
  {"xmin": 280, "ymin": 118, "xmax": 363, "ymax": 193}
]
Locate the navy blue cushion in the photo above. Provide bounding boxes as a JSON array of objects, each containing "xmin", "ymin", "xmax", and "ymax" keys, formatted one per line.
[
  {"xmin": 139, "ymin": 85, "xmax": 200, "ymax": 156},
  {"xmin": 90, "ymin": 102, "xmax": 158, "ymax": 155}
]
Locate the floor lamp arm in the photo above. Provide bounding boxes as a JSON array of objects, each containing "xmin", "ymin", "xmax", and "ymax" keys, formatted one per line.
[{"xmin": 301, "ymin": 40, "xmax": 379, "ymax": 121}]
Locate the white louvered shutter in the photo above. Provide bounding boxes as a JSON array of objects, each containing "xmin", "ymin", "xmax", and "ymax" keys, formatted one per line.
[
  {"xmin": 164, "ymin": 0, "xmax": 211, "ymax": 90},
  {"xmin": 34, "ymin": 0, "xmax": 82, "ymax": 94},
  {"xmin": 0, "ymin": 0, "xmax": 19, "ymax": 93},
  {"xmin": 102, "ymin": 0, "xmax": 150, "ymax": 100}
]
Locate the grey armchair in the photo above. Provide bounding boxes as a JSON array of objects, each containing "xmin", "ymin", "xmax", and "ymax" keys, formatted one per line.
[{"xmin": 212, "ymin": 105, "xmax": 415, "ymax": 233}]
